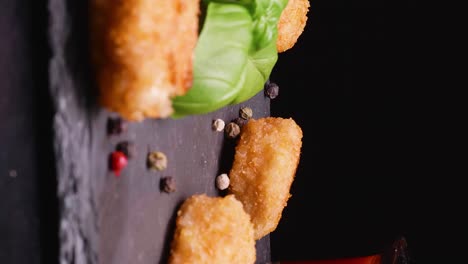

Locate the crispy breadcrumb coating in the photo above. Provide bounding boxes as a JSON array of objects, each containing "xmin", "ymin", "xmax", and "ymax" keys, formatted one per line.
[
  {"xmin": 277, "ymin": 0, "xmax": 310, "ymax": 52},
  {"xmin": 90, "ymin": 0, "xmax": 200, "ymax": 121},
  {"xmin": 229, "ymin": 117, "xmax": 303, "ymax": 240},
  {"xmin": 169, "ymin": 194, "xmax": 256, "ymax": 264}
]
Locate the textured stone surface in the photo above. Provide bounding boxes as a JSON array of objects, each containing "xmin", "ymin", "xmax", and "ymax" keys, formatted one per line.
[{"xmin": 48, "ymin": 1, "xmax": 271, "ymax": 263}]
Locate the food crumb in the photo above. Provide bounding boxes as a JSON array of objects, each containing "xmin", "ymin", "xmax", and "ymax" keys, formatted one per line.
[
  {"xmin": 216, "ymin": 173, "xmax": 230, "ymax": 190},
  {"xmin": 212, "ymin": 119, "xmax": 225, "ymax": 132},
  {"xmin": 225, "ymin": 122, "xmax": 240, "ymax": 139},
  {"xmin": 161, "ymin": 176, "xmax": 176, "ymax": 193},
  {"xmin": 147, "ymin": 151, "xmax": 168, "ymax": 171}
]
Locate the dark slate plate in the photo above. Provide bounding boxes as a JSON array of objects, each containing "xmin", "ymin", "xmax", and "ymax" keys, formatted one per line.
[{"xmin": 48, "ymin": 0, "xmax": 271, "ymax": 263}]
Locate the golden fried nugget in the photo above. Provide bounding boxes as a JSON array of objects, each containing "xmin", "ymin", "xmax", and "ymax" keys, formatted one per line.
[
  {"xmin": 169, "ymin": 194, "xmax": 256, "ymax": 264},
  {"xmin": 277, "ymin": 0, "xmax": 310, "ymax": 52},
  {"xmin": 229, "ymin": 117, "xmax": 303, "ymax": 240},
  {"xmin": 90, "ymin": 0, "xmax": 200, "ymax": 121}
]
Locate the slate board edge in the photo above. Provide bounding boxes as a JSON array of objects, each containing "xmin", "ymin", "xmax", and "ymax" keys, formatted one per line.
[
  {"xmin": 48, "ymin": 0, "xmax": 98, "ymax": 263},
  {"xmin": 48, "ymin": 1, "xmax": 272, "ymax": 263}
]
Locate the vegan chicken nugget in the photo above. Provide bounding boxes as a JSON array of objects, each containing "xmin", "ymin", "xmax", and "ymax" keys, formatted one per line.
[
  {"xmin": 229, "ymin": 117, "xmax": 303, "ymax": 240},
  {"xmin": 90, "ymin": 0, "xmax": 200, "ymax": 121},
  {"xmin": 277, "ymin": 0, "xmax": 310, "ymax": 52},
  {"xmin": 168, "ymin": 194, "xmax": 256, "ymax": 264}
]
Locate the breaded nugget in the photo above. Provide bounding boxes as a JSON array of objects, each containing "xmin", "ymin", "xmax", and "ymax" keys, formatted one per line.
[
  {"xmin": 277, "ymin": 0, "xmax": 310, "ymax": 52},
  {"xmin": 90, "ymin": 0, "xmax": 200, "ymax": 121},
  {"xmin": 169, "ymin": 194, "xmax": 256, "ymax": 264},
  {"xmin": 229, "ymin": 117, "xmax": 303, "ymax": 240}
]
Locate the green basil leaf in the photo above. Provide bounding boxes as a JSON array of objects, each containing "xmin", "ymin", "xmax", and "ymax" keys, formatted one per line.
[{"xmin": 171, "ymin": 0, "xmax": 288, "ymax": 118}]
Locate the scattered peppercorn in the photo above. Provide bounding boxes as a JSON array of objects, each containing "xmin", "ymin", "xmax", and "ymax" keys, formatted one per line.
[
  {"xmin": 116, "ymin": 141, "xmax": 136, "ymax": 159},
  {"xmin": 225, "ymin": 122, "xmax": 240, "ymax": 138},
  {"xmin": 147, "ymin": 151, "xmax": 168, "ymax": 171},
  {"xmin": 160, "ymin": 176, "xmax": 176, "ymax": 193},
  {"xmin": 264, "ymin": 81, "xmax": 279, "ymax": 99},
  {"xmin": 233, "ymin": 117, "xmax": 248, "ymax": 128},
  {"xmin": 107, "ymin": 117, "xmax": 127, "ymax": 136},
  {"xmin": 239, "ymin": 107, "xmax": 253, "ymax": 120},
  {"xmin": 212, "ymin": 118, "xmax": 225, "ymax": 132},
  {"xmin": 109, "ymin": 151, "xmax": 128, "ymax": 177},
  {"xmin": 216, "ymin": 173, "xmax": 230, "ymax": 190}
]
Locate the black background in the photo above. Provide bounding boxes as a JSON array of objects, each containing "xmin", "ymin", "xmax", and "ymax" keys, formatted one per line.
[
  {"xmin": 0, "ymin": 0, "xmax": 461, "ymax": 263},
  {"xmin": 270, "ymin": 1, "xmax": 463, "ymax": 263},
  {"xmin": 1, "ymin": 0, "xmax": 57, "ymax": 263}
]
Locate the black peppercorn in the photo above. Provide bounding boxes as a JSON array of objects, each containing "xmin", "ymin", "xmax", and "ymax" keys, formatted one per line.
[
  {"xmin": 225, "ymin": 122, "xmax": 241, "ymax": 138},
  {"xmin": 160, "ymin": 177, "xmax": 176, "ymax": 193},
  {"xmin": 264, "ymin": 81, "xmax": 279, "ymax": 99},
  {"xmin": 107, "ymin": 117, "xmax": 127, "ymax": 135},
  {"xmin": 239, "ymin": 107, "xmax": 253, "ymax": 120},
  {"xmin": 233, "ymin": 117, "xmax": 248, "ymax": 128},
  {"xmin": 116, "ymin": 141, "xmax": 136, "ymax": 159}
]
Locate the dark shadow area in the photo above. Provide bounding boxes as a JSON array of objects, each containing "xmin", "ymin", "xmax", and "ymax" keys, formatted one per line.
[
  {"xmin": 158, "ymin": 199, "xmax": 184, "ymax": 264},
  {"xmin": 64, "ymin": 0, "xmax": 98, "ymax": 114},
  {"xmin": 31, "ymin": 1, "xmax": 59, "ymax": 263},
  {"xmin": 216, "ymin": 134, "xmax": 237, "ymax": 196},
  {"xmin": 0, "ymin": 0, "xmax": 59, "ymax": 263}
]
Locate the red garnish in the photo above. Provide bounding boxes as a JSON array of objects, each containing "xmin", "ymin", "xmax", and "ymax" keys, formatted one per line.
[{"xmin": 109, "ymin": 151, "xmax": 128, "ymax": 176}]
